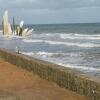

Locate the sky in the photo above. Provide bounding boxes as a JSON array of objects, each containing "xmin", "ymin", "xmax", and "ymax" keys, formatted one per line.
[{"xmin": 0, "ymin": 0, "xmax": 100, "ymax": 24}]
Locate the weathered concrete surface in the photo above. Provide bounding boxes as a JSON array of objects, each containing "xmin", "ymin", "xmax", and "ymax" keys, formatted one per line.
[
  {"xmin": 0, "ymin": 61, "xmax": 87, "ymax": 100},
  {"xmin": 0, "ymin": 49, "xmax": 99, "ymax": 100}
]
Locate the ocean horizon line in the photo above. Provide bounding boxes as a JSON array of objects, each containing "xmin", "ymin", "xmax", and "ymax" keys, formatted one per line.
[{"xmin": 0, "ymin": 22, "xmax": 100, "ymax": 26}]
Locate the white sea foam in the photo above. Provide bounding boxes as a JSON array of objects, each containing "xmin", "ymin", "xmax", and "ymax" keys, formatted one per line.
[
  {"xmin": 44, "ymin": 40, "xmax": 100, "ymax": 48},
  {"xmin": 23, "ymin": 32, "xmax": 100, "ymax": 48},
  {"xmin": 60, "ymin": 33, "xmax": 100, "ymax": 40},
  {"xmin": 75, "ymin": 33, "xmax": 100, "ymax": 37},
  {"xmin": 21, "ymin": 52, "xmax": 34, "ymax": 56},
  {"xmin": 36, "ymin": 51, "xmax": 53, "ymax": 56},
  {"xmin": 21, "ymin": 51, "xmax": 65, "ymax": 58},
  {"xmin": 21, "ymin": 51, "xmax": 84, "ymax": 57},
  {"xmin": 23, "ymin": 39, "xmax": 43, "ymax": 43},
  {"xmin": 23, "ymin": 39, "xmax": 100, "ymax": 48},
  {"xmin": 0, "ymin": 34, "xmax": 24, "ymax": 39},
  {"xmin": 32, "ymin": 33, "xmax": 100, "ymax": 40},
  {"xmin": 11, "ymin": 36, "xmax": 24, "ymax": 39},
  {"xmin": 32, "ymin": 33, "xmax": 57, "ymax": 38},
  {"xmin": 58, "ymin": 63, "xmax": 100, "ymax": 72},
  {"xmin": 21, "ymin": 51, "xmax": 100, "ymax": 72}
]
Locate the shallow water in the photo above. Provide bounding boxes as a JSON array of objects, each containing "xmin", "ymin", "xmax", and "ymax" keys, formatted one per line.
[{"xmin": 0, "ymin": 23, "xmax": 100, "ymax": 77}]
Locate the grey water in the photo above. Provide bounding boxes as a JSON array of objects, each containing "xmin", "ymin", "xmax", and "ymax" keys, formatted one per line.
[{"xmin": 0, "ymin": 23, "xmax": 100, "ymax": 77}]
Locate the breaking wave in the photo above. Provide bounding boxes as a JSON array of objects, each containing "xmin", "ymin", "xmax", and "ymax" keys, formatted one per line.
[
  {"xmin": 23, "ymin": 39, "xmax": 100, "ymax": 48},
  {"xmin": 60, "ymin": 33, "xmax": 100, "ymax": 40},
  {"xmin": 58, "ymin": 63, "xmax": 100, "ymax": 72},
  {"xmin": 21, "ymin": 51, "xmax": 66, "ymax": 58},
  {"xmin": 32, "ymin": 32, "xmax": 100, "ymax": 40},
  {"xmin": 21, "ymin": 51, "xmax": 100, "ymax": 73},
  {"xmin": 44, "ymin": 40, "xmax": 100, "ymax": 48}
]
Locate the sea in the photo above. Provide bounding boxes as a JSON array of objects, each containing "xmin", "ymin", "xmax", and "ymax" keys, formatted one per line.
[{"xmin": 0, "ymin": 23, "xmax": 100, "ymax": 77}]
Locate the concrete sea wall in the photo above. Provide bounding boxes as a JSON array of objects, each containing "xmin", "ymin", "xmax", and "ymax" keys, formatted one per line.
[{"xmin": 0, "ymin": 49, "xmax": 100, "ymax": 100}]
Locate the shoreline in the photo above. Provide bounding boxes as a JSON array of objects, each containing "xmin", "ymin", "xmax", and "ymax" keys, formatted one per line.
[
  {"xmin": 0, "ymin": 60, "xmax": 87, "ymax": 100},
  {"xmin": 0, "ymin": 49, "xmax": 100, "ymax": 100}
]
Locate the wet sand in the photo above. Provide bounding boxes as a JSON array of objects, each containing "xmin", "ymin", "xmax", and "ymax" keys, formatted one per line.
[{"xmin": 0, "ymin": 60, "xmax": 88, "ymax": 100}]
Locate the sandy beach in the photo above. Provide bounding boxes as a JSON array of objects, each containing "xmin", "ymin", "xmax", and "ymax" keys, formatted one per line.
[{"xmin": 0, "ymin": 60, "xmax": 88, "ymax": 100}]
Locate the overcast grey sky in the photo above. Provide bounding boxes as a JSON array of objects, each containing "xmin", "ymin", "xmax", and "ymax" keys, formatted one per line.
[{"xmin": 0, "ymin": 0, "xmax": 100, "ymax": 24}]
